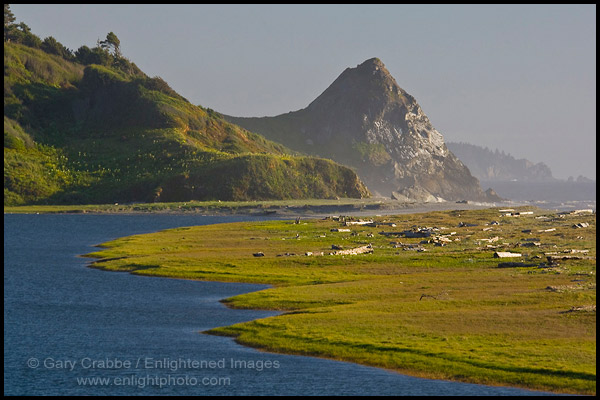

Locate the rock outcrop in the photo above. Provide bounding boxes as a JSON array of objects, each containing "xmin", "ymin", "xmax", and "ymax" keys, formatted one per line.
[{"xmin": 226, "ymin": 58, "xmax": 496, "ymax": 202}]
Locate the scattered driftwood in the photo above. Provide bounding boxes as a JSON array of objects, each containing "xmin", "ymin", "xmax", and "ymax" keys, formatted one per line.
[
  {"xmin": 304, "ymin": 251, "xmax": 324, "ymax": 256},
  {"xmin": 479, "ymin": 236, "xmax": 500, "ymax": 243},
  {"xmin": 494, "ymin": 251, "xmax": 522, "ymax": 258},
  {"xmin": 503, "ymin": 211, "xmax": 534, "ymax": 217},
  {"xmin": 366, "ymin": 222, "xmax": 397, "ymax": 228},
  {"xmin": 560, "ymin": 209, "xmax": 594, "ymax": 215},
  {"xmin": 545, "ymin": 249, "xmax": 594, "ymax": 263},
  {"xmin": 331, "ymin": 228, "xmax": 351, "ymax": 232},
  {"xmin": 420, "ymin": 235, "xmax": 453, "ymax": 247},
  {"xmin": 546, "ymin": 255, "xmax": 594, "ymax": 262},
  {"xmin": 330, "ymin": 244, "xmax": 373, "ymax": 256},
  {"xmin": 344, "ymin": 220, "xmax": 374, "ymax": 226},
  {"xmin": 380, "ymin": 229, "xmax": 432, "ymax": 238},
  {"xmin": 390, "ymin": 242, "xmax": 426, "ymax": 251},
  {"xmin": 404, "ymin": 246, "xmax": 426, "ymax": 252},
  {"xmin": 546, "ymin": 249, "xmax": 590, "ymax": 255},
  {"xmin": 573, "ymin": 222, "xmax": 590, "ymax": 228}
]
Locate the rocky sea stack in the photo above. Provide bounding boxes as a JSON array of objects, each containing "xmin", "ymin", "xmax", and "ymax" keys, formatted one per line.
[{"xmin": 227, "ymin": 58, "xmax": 500, "ymax": 202}]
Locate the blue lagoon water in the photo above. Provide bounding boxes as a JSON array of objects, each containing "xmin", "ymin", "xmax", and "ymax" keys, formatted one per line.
[{"xmin": 4, "ymin": 213, "xmax": 559, "ymax": 395}]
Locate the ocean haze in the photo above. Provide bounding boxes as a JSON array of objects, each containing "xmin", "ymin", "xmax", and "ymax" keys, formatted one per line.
[{"xmin": 9, "ymin": 4, "xmax": 596, "ymax": 181}]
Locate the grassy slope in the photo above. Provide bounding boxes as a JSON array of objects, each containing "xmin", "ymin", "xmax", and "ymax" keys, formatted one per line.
[
  {"xmin": 85, "ymin": 207, "xmax": 596, "ymax": 394},
  {"xmin": 4, "ymin": 43, "xmax": 90, "ymax": 204},
  {"xmin": 4, "ymin": 42, "xmax": 369, "ymax": 205}
]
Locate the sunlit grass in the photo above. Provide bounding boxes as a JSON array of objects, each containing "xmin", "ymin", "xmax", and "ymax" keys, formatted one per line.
[{"xmin": 86, "ymin": 206, "xmax": 596, "ymax": 394}]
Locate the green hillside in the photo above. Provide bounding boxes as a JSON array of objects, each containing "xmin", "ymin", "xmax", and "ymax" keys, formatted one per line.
[{"xmin": 4, "ymin": 19, "xmax": 369, "ymax": 205}]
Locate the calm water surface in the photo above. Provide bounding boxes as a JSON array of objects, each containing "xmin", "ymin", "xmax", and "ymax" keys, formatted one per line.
[{"xmin": 4, "ymin": 213, "xmax": 558, "ymax": 395}]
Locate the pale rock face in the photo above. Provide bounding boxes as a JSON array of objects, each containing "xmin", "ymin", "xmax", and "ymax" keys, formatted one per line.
[{"xmin": 403, "ymin": 105, "xmax": 446, "ymax": 154}]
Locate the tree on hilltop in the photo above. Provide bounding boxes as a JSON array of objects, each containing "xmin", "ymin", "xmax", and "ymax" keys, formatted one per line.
[
  {"xmin": 99, "ymin": 31, "xmax": 121, "ymax": 58},
  {"xmin": 41, "ymin": 36, "xmax": 74, "ymax": 60},
  {"xmin": 4, "ymin": 4, "xmax": 16, "ymax": 41}
]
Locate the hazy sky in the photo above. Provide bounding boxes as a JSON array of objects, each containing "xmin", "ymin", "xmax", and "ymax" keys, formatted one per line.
[{"xmin": 10, "ymin": 4, "xmax": 596, "ymax": 180}]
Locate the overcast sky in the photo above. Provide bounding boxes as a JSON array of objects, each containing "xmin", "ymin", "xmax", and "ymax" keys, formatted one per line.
[{"xmin": 10, "ymin": 4, "xmax": 596, "ymax": 180}]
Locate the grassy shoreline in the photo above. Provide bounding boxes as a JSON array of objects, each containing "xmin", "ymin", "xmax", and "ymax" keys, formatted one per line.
[{"xmin": 84, "ymin": 206, "xmax": 596, "ymax": 394}]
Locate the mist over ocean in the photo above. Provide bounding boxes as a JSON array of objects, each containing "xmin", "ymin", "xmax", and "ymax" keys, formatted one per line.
[{"xmin": 480, "ymin": 180, "xmax": 596, "ymax": 211}]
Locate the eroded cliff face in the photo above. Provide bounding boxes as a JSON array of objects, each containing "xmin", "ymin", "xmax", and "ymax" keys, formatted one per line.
[{"xmin": 227, "ymin": 58, "xmax": 498, "ymax": 202}]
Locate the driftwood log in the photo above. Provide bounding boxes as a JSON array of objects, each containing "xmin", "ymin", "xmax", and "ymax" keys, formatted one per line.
[{"xmin": 330, "ymin": 244, "xmax": 373, "ymax": 256}]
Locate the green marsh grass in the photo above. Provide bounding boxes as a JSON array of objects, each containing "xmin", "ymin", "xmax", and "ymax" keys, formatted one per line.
[{"xmin": 85, "ymin": 206, "xmax": 596, "ymax": 394}]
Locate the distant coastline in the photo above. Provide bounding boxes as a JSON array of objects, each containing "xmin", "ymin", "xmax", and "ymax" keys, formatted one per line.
[{"xmin": 482, "ymin": 180, "xmax": 596, "ymax": 203}]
